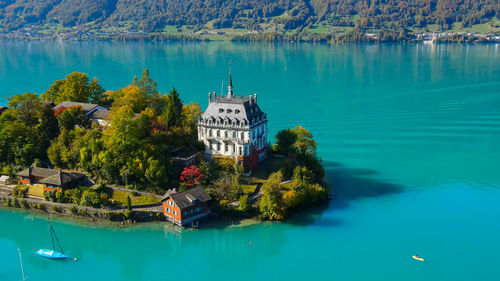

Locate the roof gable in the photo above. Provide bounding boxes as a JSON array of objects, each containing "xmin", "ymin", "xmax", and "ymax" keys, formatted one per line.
[{"xmin": 161, "ymin": 187, "xmax": 211, "ymax": 210}]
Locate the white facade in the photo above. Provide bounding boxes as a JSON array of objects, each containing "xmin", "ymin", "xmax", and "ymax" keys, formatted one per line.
[{"xmin": 198, "ymin": 75, "xmax": 267, "ymax": 162}]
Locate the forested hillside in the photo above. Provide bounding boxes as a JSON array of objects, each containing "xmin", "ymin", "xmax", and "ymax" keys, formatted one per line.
[{"xmin": 0, "ymin": 0, "xmax": 499, "ymax": 41}]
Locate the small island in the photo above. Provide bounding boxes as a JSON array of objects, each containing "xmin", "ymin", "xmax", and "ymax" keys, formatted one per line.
[{"xmin": 0, "ymin": 69, "xmax": 329, "ymax": 227}]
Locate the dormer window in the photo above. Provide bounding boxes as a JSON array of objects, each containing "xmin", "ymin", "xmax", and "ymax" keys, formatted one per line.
[
  {"xmin": 227, "ymin": 109, "xmax": 232, "ymax": 113},
  {"xmin": 235, "ymin": 110, "xmax": 240, "ymax": 114},
  {"xmin": 219, "ymin": 108, "xmax": 224, "ymax": 113}
]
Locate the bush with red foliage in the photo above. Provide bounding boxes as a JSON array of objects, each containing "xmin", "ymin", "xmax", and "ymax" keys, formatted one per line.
[{"xmin": 180, "ymin": 165, "xmax": 204, "ymax": 187}]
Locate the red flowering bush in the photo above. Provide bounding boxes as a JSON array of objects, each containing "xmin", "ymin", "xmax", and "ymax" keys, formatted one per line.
[{"xmin": 180, "ymin": 165, "xmax": 204, "ymax": 187}]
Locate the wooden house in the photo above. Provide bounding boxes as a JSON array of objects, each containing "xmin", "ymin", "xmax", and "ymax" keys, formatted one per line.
[{"xmin": 161, "ymin": 187, "xmax": 211, "ymax": 226}]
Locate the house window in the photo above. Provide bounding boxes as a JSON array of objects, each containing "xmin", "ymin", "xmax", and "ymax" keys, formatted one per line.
[
  {"xmin": 217, "ymin": 130, "xmax": 220, "ymax": 137},
  {"xmin": 232, "ymin": 131, "xmax": 236, "ymax": 138},
  {"xmin": 217, "ymin": 143, "xmax": 221, "ymax": 151},
  {"xmin": 209, "ymin": 130, "xmax": 212, "ymax": 137},
  {"xmin": 241, "ymin": 132, "xmax": 244, "ymax": 140},
  {"xmin": 239, "ymin": 147, "xmax": 242, "ymax": 155},
  {"xmin": 225, "ymin": 131, "xmax": 228, "ymax": 138},
  {"xmin": 225, "ymin": 144, "xmax": 228, "ymax": 152}
]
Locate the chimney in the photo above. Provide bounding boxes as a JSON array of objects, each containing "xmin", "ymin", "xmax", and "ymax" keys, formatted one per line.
[
  {"xmin": 249, "ymin": 95, "xmax": 253, "ymax": 104},
  {"xmin": 208, "ymin": 92, "xmax": 212, "ymax": 103},
  {"xmin": 213, "ymin": 91, "xmax": 216, "ymax": 99},
  {"xmin": 254, "ymin": 93, "xmax": 257, "ymax": 104}
]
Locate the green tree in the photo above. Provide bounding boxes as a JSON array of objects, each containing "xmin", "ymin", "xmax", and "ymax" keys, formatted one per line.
[
  {"xmin": 138, "ymin": 69, "xmax": 162, "ymax": 110},
  {"xmin": 291, "ymin": 126, "xmax": 317, "ymax": 157},
  {"xmin": 108, "ymin": 85, "xmax": 148, "ymax": 113},
  {"xmin": 89, "ymin": 78, "xmax": 105, "ymax": 104},
  {"xmin": 7, "ymin": 92, "xmax": 40, "ymax": 126},
  {"xmin": 80, "ymin": 190, "xmax": 100, "ymax": 207},
  {"xmin": 126, "ymin": 195, "xmax": 132, "ymax": 211},
  {"xmin": 56, "ymin": 106, "xmax": 89, "ymax": 131},
  {"xmin": 293, "ymin": 166, "xmax": 313, "ymax": 185},
  {"xmin": 161, "ymin": 88, "xmax": 183, "ymax": 127},
  {"xmin": 37, "ymin": 104, "xmax": 59, "ymax": 151},
  {"xmin": 272, "ymin": 128, "xmax": 297, "ymax": 155},
  {"xmin": 258, "ymin": 171, "xmax": 286, "ymax": 220},
  {"xmin": 41, "ymin": 72, "xmax": 105, "ymax": 103}
]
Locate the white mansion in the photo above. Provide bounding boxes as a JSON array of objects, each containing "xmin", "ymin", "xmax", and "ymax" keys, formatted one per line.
[{"xmin": 197, "ymin": 73, "xmax": 268, "ymax": 169}]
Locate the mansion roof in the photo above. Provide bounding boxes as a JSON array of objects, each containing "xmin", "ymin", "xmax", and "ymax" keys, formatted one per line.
[{"xmin": 200, "ymin": 95, "xmax": 266, "ymax": 127}]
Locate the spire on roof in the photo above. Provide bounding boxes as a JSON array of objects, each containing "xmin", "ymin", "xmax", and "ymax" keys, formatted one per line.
[{"xmin": 227, "ymin": 60, "xmax": 233, "ymax": 98}]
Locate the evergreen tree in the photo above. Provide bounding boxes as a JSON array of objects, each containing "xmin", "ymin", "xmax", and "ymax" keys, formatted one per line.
[{"xmin": 161, "ymin": 88, "xmax": 183, "ymax": 127}]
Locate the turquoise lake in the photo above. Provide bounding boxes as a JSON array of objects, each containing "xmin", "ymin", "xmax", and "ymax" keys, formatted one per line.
[{"xmin": 1, "ymin": 41, "xmax": 500, "ymax": 281}]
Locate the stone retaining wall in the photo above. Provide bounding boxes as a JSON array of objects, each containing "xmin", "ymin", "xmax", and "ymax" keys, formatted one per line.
[{"xmin": 0, "ymin": 196, "xmax": 164, "ymax": 223}]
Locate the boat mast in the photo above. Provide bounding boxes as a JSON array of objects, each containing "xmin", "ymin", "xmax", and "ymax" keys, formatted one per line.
[
  {"xmin": 49, "ymin": 221, "xmax": 56, "ymax": 251},
  {"xmin": 17, "ymin": 248, "xmax": 26, "ymax": 281},
  {"xmin": 50, "ymin": 222, "xmax": 64, "ymax": 254}
]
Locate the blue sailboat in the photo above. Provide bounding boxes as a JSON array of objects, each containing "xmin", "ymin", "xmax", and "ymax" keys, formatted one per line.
[{"xmin": 35, "ymin": 219, "xmax": 68, "ymax": 260}]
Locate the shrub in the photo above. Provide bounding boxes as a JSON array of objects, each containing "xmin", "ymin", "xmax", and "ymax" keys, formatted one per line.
[
  {"xmin": 55, "ymin": 190, "xmax": 66, "ymax": 203},
  {"xmin": 19, "ymin": 200, "xmax": 29, "ymax": 209},
  {"xmin": 68, "ymin": 205, "xmax": 78, "ymax": 213},
  {"xmin": 65, "ymin": 188, "xmax": 82, "ymax": 204},
  {"xmin": 6, "ymin": 198, "xmax": 12, "ymax": 207},
  {"xmin": 80, "ymin": 190, "xmax": 100, "ymax": 207},
  {"xmin": 108, "ymin": 211, "xmax": 125, "ymax": 221},
  {"xmin": 238, "ymin": 195, "xmax": 250, "ymax": 213},
  {"xmin": 44, "ymin": 190, "xmax": 57, "ymax": 202},
  {"xmin": 124, "ymin": 210, "xmax": 134, "ymax": 220},
  {"xmin": 13, "ymin": 198, "xmax": 20, "ymax": 208},
  {"xmin": 12, "ymin": 186, "xmax": 27, "ymax": 198},
  {"xmin": 77, "ymin": 208, "xmax": 87, "ymax": 216},
  {"xmin": 49, "ymin": 205, "xmax": 58, "ymax": 212},
  {"xmin": 99, "ymin": 193, "xmax": 110, "ymax": 207},
  {"xmin": 37, "ymin": 203, "xmax": 46, "ymax": 210},
  {"xmin": 219, "ymin": 199, "xmax": 229, "ymax": 212}
]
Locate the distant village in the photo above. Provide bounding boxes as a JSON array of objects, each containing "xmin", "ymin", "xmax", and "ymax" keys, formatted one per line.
[{"xmin": 1, "ymin": 24, "xmax": 499, "ymax": 43}]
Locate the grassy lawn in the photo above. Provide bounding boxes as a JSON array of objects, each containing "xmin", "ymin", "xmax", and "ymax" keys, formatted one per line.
[
  {"xmin": 26, "ymin": 184, "xmax": 45, "ymax": 198},
  {"xmin": 451, "ymin": 21, "xmax": 499, "ymax": 34},
  {"xmin": 109, "ymin": 189, "xmax": 160, "ymax": 206},
  {"xmin": 307, "ymin": 24, "xmax": 329, "ymax": 34},
  {"xmin": 162, "ymin": 25, "xmax": 179, "ymax": 33}
]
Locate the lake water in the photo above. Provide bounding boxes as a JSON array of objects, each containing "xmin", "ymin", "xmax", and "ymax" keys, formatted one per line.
[{"xmin": 0, "ymin": 41, "xmax": 499, "ymax": 281}]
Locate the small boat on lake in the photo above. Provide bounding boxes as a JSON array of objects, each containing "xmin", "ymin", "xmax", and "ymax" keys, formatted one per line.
[
  {"xmin": 35, "ymin": 249, "xmax": 67, "ymax": 259},
  {"xmin": 35, "ymin": 219, "xmax": 68, "ymax": 260},
  {"xmin": 412, "ymin": 255, "xmax": 424, "ymax": 262}
]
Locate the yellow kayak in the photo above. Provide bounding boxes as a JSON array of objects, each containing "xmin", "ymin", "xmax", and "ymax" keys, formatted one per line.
[{"xmin": 412, "ymin": 255, "xmax": 424, "ymax": 262}]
